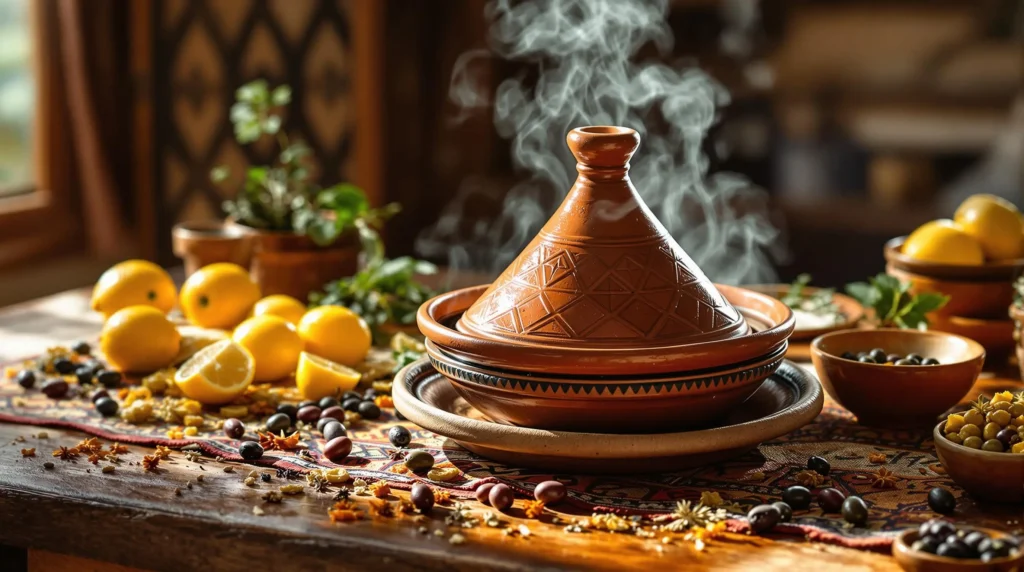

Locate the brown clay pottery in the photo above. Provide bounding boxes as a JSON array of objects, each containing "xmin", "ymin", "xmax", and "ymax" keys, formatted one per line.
[
  {"xmin": 928, "ymin": 314, "xmax": 1015, "ymax": 361},
  {"xmin": 885, "ymin": 236, "xmax": 1024, "ymax": 282},
  {"xmin": 393, "ymin": 358, "xmax": 823, "ymax": 474},
  {"xmin": 811, "ymin": 329, "xmax": 984, "ymax": 427},
  {"xmin": 746, "ymin": 284, "xmax": 863, "ymax": 342},
  {"xmin": 886, "ymin": 265, "xmax": 1014, "ymax": 320},
  {"xmin": 172, "ymin": 221, "xmax": 252, "ymax": 278},
  {"xmin": 893, "ymin": 526, "xmax": 1023, "ymax": 571},
  {"xmin": 1011, "ymin": 303, "xmax": 1024, "ymax": 380},
  {"xmin": 426, "ymin": 339, "xmax": 785, "ymax": 432},
  {"xmin": 933, "ymin": 421, "xmax": 1024, "ymax": 503},
  {"xmin": 230, "ymin": 222, "xmax": 359, "ymax": 301}
]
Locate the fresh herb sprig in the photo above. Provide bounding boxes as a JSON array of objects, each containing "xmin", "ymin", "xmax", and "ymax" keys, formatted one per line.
[
  {"xmin": 845, "ymin": 273, "xmax": 948, "ymax": 329},
  {"xmin": 781, "ymin": 274, "xmax": 841, "ymax": 318}
]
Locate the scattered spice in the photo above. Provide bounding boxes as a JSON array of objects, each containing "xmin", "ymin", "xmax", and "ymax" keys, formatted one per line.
[
  {"xmin": 868, "ymin": 453, "xmax": 888, "ymax": 464},
  {"xmin": 87, "ymin": 453, "xmax": 102, "ymax": 465},
  {"xmin": 154, "ymin": 445, "xmax": 173, "ymax": 459},
  {"xmin": 398, "ymin": 497, "xmax": 417, "ymax": 514},
  {"xmin": 262, "ymin": 491, "xmax": 284, "ymax": 503},
  {"xmin": 280, "ymin": 484, "xmax": 305, "ymax": 495},
  {"xmin": 795, "ymin": 470, "xmax": 827, "ymax": 487},
  {"xmin": 253, "ymin": 506, "xmax": 265, "ymax": 516},
  {"xmin": 142, "ymin": 455, "xmax": 161, "ymax": 472},
  {"xmin": 20, "ymin": 448, "xmax": 35, "ymax": 458},
  {"xmin": 483, "ymin": 512, "xmax": 503, "ymax": 528},
  {"xmin": 426, "ymin": 467, "xmax": 460, "ymax": 482},
  {"xmin": 185, "ymin": 451, "xmax": 202, "ymax": 463},
  {"xmin": 586, "ymin": 513, "xmax": 633, "ymax": 533},
  {"xmin": 109, "ymin": 443, "xmax": 129, "ymax": 455},
  {"xmin": 328, "ymin": 500, "xmax": 362, "ymax": 523},
  {"xmin": 258, "ymin": 431, "xmax": 302, "ymax": 451},
  {"xmin": 449, "ymin": 533, "xmax": 466, "ymax": 545},
  {"xmin": 174, "ymin": 488, "xmax": 182, "ymax": 497},
  {"xmin": 37, "ymin": 431, "xmax": 48, "ymax": 439},
  {"xmin": 43, "ymin": 462, "xmax": 54, "ymax": 470},
  {"xmin": 523, "ymin": 500, "xmax": 546, "ymax": 518},
  {"xmin": 244, "ymin": 477, "xmax": 257, "ymax": 486},
  {"xmin": 76, "ymin": 438, "xmax": 103, "ymax": 454},
  {"xmin": 369, "ymin": 481, "xmax": 391, "ymax": 498},
  {"xmin": 102, "ymin": 465, "xmax": 115, "ymax": 474},
  {"xmin": 223, "ymin": 466, "xmax": 235, "ymax": 473},
  {"xmin": 740, "ymin": 471, "xmax": 766, "ymax": 482},
  {"xmin": 374, "ymin": 395, "xmax": 394, "ymax": 408},
  {"xmin": 368, "ymin": 498, "xmax": 395, "ymax": 518},
  {"xmin": 432, "ymin": 489, "xmax": 451, "ymax": 505},
  {"xmin": 699, "ymin": 491, "xmax": 723, "ymax": 507},
  {"xmin": 196, "ymin": 474, "xmax": 204, "ymax": 482},
  {"xmin": 656, "ymin": 500, "xmax": 728, "ymax": 533},
  {"xmin": 52, "ymin": 447, "xmax": 80, "ymax": 461},
  {"xmin": 871, "ymin": 467, "xmax": 900, "ymax": 489},
  {"xmin": 333, "ymin": 487, "xmax": 351, "ymax": 502}
]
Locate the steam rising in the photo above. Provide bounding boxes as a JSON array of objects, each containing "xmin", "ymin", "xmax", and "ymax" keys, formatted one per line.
[{"xmin": 417, "ymin": 0, "xmax": 781, "ymax": 284}]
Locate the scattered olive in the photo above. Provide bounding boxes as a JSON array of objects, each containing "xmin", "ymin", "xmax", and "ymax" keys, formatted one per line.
[
  {"xmin": 224, "ymin": 418, "xmax": 245, "ymax": 439},
  {"xmin": 489, "ymin": 483, "xmax": 514, "ymax": 512},
  {"xmin": 807, "ymin": 455, "xmax": 830, "ymax": 476},
  {"xmin": 747, "ymin": 504, "xmax": 781, "ymax": 534},
  {"xmin": 316, "ymin": 417, "xmax": 335, "ymax": 433},
  {"xmin": 404, "ymin": 450, "xmax": 434, "ymax": 473},
  {"xmin": 320, "ymin": 406, "xmax": 346, "ymax": 422},
  {"xmin": 841, "ymin": 496, "xmax": 868, "ymax": 526},
  {"xmin": 343, "ymin": 391, "xmax": 362, "ymax": 401},
  {"xmin": 342, "ymin": 398, "xmax": 362, "ymax": 412},
  {"xmin": 364, "ymin": 388, "xmax": 378, "ymax": 400},
  {"xmin": 298, "ymin": 400, "xmax": 318, "ymax": 409},
  {"xmin": 14, "ymin": 370, "xmax": 35, "ymax": 389},
  {"xmin": 276, "ymin": 403, "xmax": 299, "ymax": 422},
  {"xmin": 410, "ymin": 482, "xmax": 434, "ymax": 512},
  {"xmin": 357, "ymin": 401, "xmax": 381, "ymax": 420},
  {"xmin": 323, "ymin": 422, "xmax": 347, "ymax": 442},
  {"xmin": 96, "ymin": 370, "xmax": 122, "ymax": 389},
  {"xmin": 318, "ymin": 396, "xmax": 340, "ymax": 409},
  {"xmin": 781, "ymin": 486, "xmax": 812, "ymax": 510},
  {"xmin": 817, "ymin": 488, "xmax": 845, "ymax": 513},
  {"xmin": 324, "ymin": 436, "xmax": 353, "ymax": 463},
  {"xmin": 90, "ymin": 388, "xmax": 110, "ymax": 403},
  {"xmin": 475, "ymin": 483, "xmax": 496, "ymax": 504},
  {"xmin": 40, "ymin": 379, "xmax": 69, "ymax": 399},
  {"xmin": 53, "ymin": 357, "xmax": 74, "ymax": 375},
  {"xmin": 74, "ymin": 366, "xmax": 94, "ymax": 385},
  {"xmin": 296, "ymin": 405, "xmax": 322, "ymax": 424},
  {"xmin": 95, "ymin": 397, "xmax": 119, "ymax": 417},
  {"xmin": 239, "ymin": 441, "xmax": 264, "ymax": 460},
  {"xmin": 388, "ymin": 426, "xmax": 411, "ymax": 448},
  {"xmin": 772, "ymin": 501, "xmax": 792, "ymax": 523},
  {"xmin": 534, "ymin": 481, "xmax": 567, "ymax": 504},
  {"xmin": 261, "ymin": 473, "xmax": 271, "ymax": 483},
  {"xmin": 72, "ymin": 341, "xmax": 92, "ymax": 355},
  {"xmin": 927, "ymin": 487, "xmax": 956, "ymax": 515},
  {"xmin": 265, "ymin": 413, "xmax": 292, "ymax": 434}
]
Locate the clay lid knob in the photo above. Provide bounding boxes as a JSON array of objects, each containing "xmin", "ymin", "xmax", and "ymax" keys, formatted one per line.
[{"xmin": 566, "ymin": 126, "xmax": 640, "ymax": 168}]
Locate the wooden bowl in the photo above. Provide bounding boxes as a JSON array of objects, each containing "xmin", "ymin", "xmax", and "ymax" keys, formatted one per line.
[
  {"xmin": 893, "ymin": 527, "xmax": 1023, "ymax": 572},
  {"xmin": 745, "ymin": 284, "xmax": 863, "ymax": 342},
  {"xmin": 418, "ymin": 284, "xmax": 793, "ymax": 376},
  {"xmin": 887, "ymin": 265, "xmax": 1015, "ymax": 320},
  {"xmin": 885, "ymin": 236, "xmax": 1024, "ymax": 281},
  {"xmin": 933, "ymin": 421, "xmax": 1024, "ymax": 503},
  {"xmin": 928, "ymin": 315, "xmax": 1015, "ymax": 361},
  {"xmin": 393, "ymin": 358, "xmax": 823, "ymax": 473},
  {"xmin": 810, "ymin": 329, "xmax": 985, "ymax": 426},
  {"xmin": 426, "ymin": 339, "xmax": 785, "ymax": 432}
]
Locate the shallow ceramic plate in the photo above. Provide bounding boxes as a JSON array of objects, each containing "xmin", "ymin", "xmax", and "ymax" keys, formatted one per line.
[
  {"xmin": 394, "ymin": 358, "xmax": 823, "ymax": 474},
  {"xmin": 746, "ymin": 284, "xmax": 863, "ymax": 343}
]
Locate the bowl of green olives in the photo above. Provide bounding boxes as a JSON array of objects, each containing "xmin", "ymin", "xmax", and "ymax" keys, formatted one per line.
[
  {"xmin": 811, "ymin": 329, "xmax": 985, "ymax": 427},
  {"xmin": 893, "ymin": 522, "xmax": 1022, "ymax": 572},
  {"xmin": 934, "ymin": 402, "xmax": 1024, "ymax": 503}
]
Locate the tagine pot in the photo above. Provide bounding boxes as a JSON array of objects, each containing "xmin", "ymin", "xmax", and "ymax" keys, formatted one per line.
[
  {"xmin": 417, "ymin": 126, "xmax": 793, "ymax": 432},
  {"xmin": 227, "ymin": 221, "xmax": 359, "ymax": 301}
]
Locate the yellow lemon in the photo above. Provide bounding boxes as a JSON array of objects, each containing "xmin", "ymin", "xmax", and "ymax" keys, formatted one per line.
[
  {"xmin": 954, "ymin": 194, "xmax": 1024, "ymax": 260},
  {"xmin": 297, "ymin": 306, "xmax": 372, "ymax": 366},
  {"xmin": 252, "ymin": 294, "xmax": 307, "ymax": 325},
  {"xmin": 174, "ymin": 325, "xmax": 230, "ymax": 365},
  {"xmin": 232, "ymin": 315, "xmax": 303, "ymax": 382},
  {"xmin": 91, "ymin": 260, "xmax": 176, "ymax": 318},
  {"xmin": 295, "ymin": 351, "xmax": 362, "ymax": 400},
  {"xmin": 100, "ymin": 306, "xmax": 181, "ymax": 373},
  {"xmin": 179, "ymin": 263, "xmax": 261, "ymax": 329},
  {"xmin": 174, "ymin": 339, "xmax": 254, "ymax": 405},
  {"xmin": 903, "ymin": 219, "xmax": 984, "ymax": 265}
]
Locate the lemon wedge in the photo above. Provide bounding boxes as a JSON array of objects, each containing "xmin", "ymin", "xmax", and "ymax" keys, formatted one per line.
[
  {"xmin": 295, "ymin": 351, "xmax": 361, "ymax": 400},
  {"xmin": 174, "ymin": 339, "xmax": 255, "ymax": 405}
]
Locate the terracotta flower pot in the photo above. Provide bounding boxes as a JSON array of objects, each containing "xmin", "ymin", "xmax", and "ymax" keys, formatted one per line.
[
  {"xmin": 1011, "ymin": 303, "xmax": 1024, "ymax": 379},
  {"xmin": 172, "ymin": 221, "xmax": 252, "ymax": 278},
  {"xmin": 229, "ymin": 222, "xmax": 359, "ymax": 301}
]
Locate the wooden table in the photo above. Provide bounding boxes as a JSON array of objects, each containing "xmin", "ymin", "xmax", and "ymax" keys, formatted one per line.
[{"xmin": 0, "ymin": 287, "xmax": 974, "ymax": 572}]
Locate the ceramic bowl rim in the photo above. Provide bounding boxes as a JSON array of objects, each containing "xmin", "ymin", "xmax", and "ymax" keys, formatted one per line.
[
  {"xmin": 933, "ymin": 421, "xmax": 1024, "ymax": 462},
  {"xmin": 417, "ymin": 284, "xmax": 794, "ymax": 376},
  {"xmin": 893, "ymin": 528, "xmax": 1023, "ymax": 567},
  {"xmin": 392, "ymin": 357, "xmax": 824, "ymax": 457},
  {"xmin": 885, "ymin": 236, "xmax": 1024, "ymax": 280},
  {"xmin": 811, "ymin": 328, "xmax": 986, "ymax": 369},
  {"xmin": 745, "ymin": 284, "xmax": 863, "ymax": 340}
]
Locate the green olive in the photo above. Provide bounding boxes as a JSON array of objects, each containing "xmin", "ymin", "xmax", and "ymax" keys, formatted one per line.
[
  {"xmin": 1009, "ymin": 403, "xmax": 1024, "ymax": 417},
  {"xmin": 959, "ymin": 424, "xmax": 982, "ymax": 439},
  {"xmin": 988, "ymin": 409, "xmax": 1012, "ymax": 427},
  {"xmin": 964, "ymin": 410, "xmax": 985, "ymax": 427},
  {"xmin": 945, "ymin": 432, "xmax": 964, "ymax": 444},
  {"xmin": 992, "ymin": 400, "xmax": 1012, "ymax": 412},
  {"xmin": 982, "ymin": 439, "xmax": 1005, "ymax": 452},
  {"xmin": 983, "ymin": 422, "xmax": 1002, "ymax": 440},
  {"xmin": 963, "ymin": 436, "xmax": 984, "ymax": 449}
]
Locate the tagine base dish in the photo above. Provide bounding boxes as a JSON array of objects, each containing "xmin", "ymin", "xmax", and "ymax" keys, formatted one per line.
[{"xmin": 393, "ymin": 358, "xmax": 822, "ymax": 474}]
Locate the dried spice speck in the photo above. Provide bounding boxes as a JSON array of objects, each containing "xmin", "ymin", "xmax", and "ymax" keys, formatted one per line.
[
  {"xmin": 432, "ymin": 489, "xmax": 451, "ymax": 505},
  {"xmin": 20, "ymin": 448, "xmax": 35, "ymax": 457},
  {"xmin": 102, "ymin": 465, "xmax": 115, "ymax": 474},
  {"xmin": 262, "ymin": 491, "xmax": 283, "ymax": 503},
  {"xmin": 868, "ymin": 453, "xmax": 888, "ymax": 464},
  {"xmin": 52, "ymin": 447, "xmax": 80, "ymax": 461},
  {"xmin": 426, "ymin": 467, "xmax": 460, "ymax": 482},
  {"xmin": 449, "ymin": 533, "xmax": 466, "ymax": 545},
  {"xmin": 142, "ymin": 455, "xmax": 161, "ymax": 472},
  {"xmin": 369, "ymin": 481, "xmax": 391, "ymax": 498},
  {"xmin": 795, "ymin": 470, "xmax": 826, "ymax": 487},
  {"xmin": 108, "ymin": 443, "xmax": 129, "ymax": 455},
  {"xmin": 368, "ymin": 498, "xmax": 394, "ymax": 518},
  {"xmin": 196, "ymin": 474, "xmax": 204, "ymax": 482},
  {"xmin": 871, "ymin": 468, "xmax": 900, "ymax": 489},
  {"xmin": 523, "ymin": 500, "xmax": 545, "ymax": 518},
  {"xmin": 253, "ymin": 506, "xmax": 265, "ymax": 516},
  {"xmin": 280, "ymin": 484, "xmax": 304, "ymax": 495},
  {"xmin": 37, "ymin": 431, "xmax": 48, "ymax": 439},
  {"xmin": 43, "ymin": 462, "xmax": 54, "ymax": 470},
  {"xmin": 244, "ymin": 477, "xmax": 256, "ymax": 486},
  {"xmin": 223, "ymin": 466, "xmax": 235, "ymax": 473}
]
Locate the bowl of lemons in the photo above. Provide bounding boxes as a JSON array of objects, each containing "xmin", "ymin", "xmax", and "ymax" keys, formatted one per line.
[{"xmin": 884, "ymin": 194, "xmax": 1023, "ymax": 357}]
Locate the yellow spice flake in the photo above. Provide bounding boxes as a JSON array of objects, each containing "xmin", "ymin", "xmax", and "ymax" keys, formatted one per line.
[
  {"xmin": 183, "ymin": 415, "xmax": 204, "ymax": 427},
  {"xmin": 183, "ymin": 427, "xmax": 199, "ymax": 436},
  {"xmin": 280, "ymin": 484, "xmax": 305, "ymax": 495},
  {"xmin": 426, "ymin": 467, "xmax": 460, "ymax": 482},
  {"xmin": 220, "ymin": 405, "xmax": 249, "ymax": 418}
]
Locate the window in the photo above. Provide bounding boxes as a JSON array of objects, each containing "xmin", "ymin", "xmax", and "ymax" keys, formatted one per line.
[{"xmin": 0, "ymin": 0, "xmax": 33, "ymax": 198}]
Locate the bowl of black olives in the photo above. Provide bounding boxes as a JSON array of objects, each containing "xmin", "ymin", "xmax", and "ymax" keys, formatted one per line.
[
  {"xmin": 810, "ymin": 329, "xmax": 985, "ymax": 427},
  {"xmin": 893, "ymin": 520, "xmax": 1021, "ymax": 572}
]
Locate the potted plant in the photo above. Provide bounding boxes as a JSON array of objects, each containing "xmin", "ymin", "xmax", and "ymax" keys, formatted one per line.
[
  {"xmin": 1010, "ymin": 276, "xmax": 1024, "ymax": 377},
  {"xmin": 215, "ymin": 80, "xmax": 398, "ymax": 300}
]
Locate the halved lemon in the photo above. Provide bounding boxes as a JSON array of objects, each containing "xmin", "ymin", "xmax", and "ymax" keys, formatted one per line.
[
  {"xmin": 174, "ymin": 339, "xmax": 255, "ymax": 405},
  {"xmin": 295, "ymin": 351, "xmax": 361, "ymax": 400}
]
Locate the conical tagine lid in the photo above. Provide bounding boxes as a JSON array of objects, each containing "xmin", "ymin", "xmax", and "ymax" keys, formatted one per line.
[{"xmin": 457, "ymin": 126, "xmax": 749, "ymax": 348}]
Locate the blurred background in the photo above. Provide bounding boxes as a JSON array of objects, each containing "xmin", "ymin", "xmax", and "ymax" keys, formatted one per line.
[{"xmin": 0, "ymin": 0, "xmax": 1023, "ymax": 306}]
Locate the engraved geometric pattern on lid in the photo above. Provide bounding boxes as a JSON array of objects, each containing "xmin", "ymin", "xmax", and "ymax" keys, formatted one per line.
[{"xmin": 464, "ymin": 239, "xmax": 740, "ymax": 342}]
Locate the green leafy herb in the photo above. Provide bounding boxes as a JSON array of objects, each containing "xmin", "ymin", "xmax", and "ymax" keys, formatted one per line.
[
  {"xmin": 780, "ymin": 274, "xmax": 842, "ymax": 320},
  {"xmin": 218, "ymin": 80, "xmax": 398, "ymax": 246},
  {"xmin": 845, "ymin": 273, "xmax": 948, "ymax": 329}
]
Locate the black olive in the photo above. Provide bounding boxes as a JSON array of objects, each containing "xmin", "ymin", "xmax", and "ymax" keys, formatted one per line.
[
  {"xmin": 868, "ymin": 348, "xmax": 887, "ymax": 363},
  {"xmin": 357, "ymin": 401, "xmax": 381, "ymax": 420},
  {"xmin": 261, "ymin": 473, "xmax": 271, "ymax": 483},
  {"xmin": 906, "ymin": 353, "xmax": 923, "ymax": 365},
  {"xmin": 342, "ymin": 391, "xmax": 362, "ymax": 402},
  {"xmin": 363, "ymin": 388, "xmax": 378, "ymax": 400},
  {"xmin": 856, "ymin": 352, "xmax": 869, "ymax": 360},
  {"xmin": 265, "ymin": 413, "xmax": 292, "ymax": 434},
  {"xmin": 841, "ymin": 496, "xmax": 868, "ymax": 526},
  {"xmin": 886, "ymin": 353, "xmax": 901, "ymax": 363},
  {"xmin": 912, "ymin": 537, "xmax": 940, "ymax": 554},
  {"xmin": 771, "ymin": 501, "xmax": 792, "ymax": 522},
  {"xmin": 922, "ymin": 519, "xmax": 956, "ymax": 542},
  {"xmin": 72, "ymin": 341, "xmax": 92, "ymax": 355},
  {"xmin": 747, "ymin": 504, "xmax": 781, "ymax": 534},
  {"xmin": 318, "ymin": 396, "xmax": 340, "ymax": 409},
  {"xmin": 342, "ymin": 398, "xmax": 362, "ymax": 412},
  {"xmin": 223, "ymin": 418, "xmax": 245, "ymax": 439},
  {"xmin": 936, "ymin": 542, "xmax": 967, "ymax": 559},
  {"xmin": 981, "ymin": 551, "xmax": 1000, "ymax": 562},
  {"xmin": 963, "ymin": 531, "xmax": 989, "ymax": 554},
  {"xmin": 239, "ymin": 441, "xmax": 264, "ymax": 460},
  {"xmin": 921, "ymin": 357, "xmax": 940, "ymax": 365},
  {"xmin": 894, "ymin": 359, "xmax": 914, "ymax": 366},
  {"xmin": 927, "ymin": 487, "xmax": 956, "ymax": 515},
  {"xmin": 96, "ymin": 370, "xmax": 122, "ymax": 389},
  {"xmin": 41, "ymin": 379, "xmax": 69, "ymax": 399},
  {"xmin": 95, "ymin": 397, "xmax": 119, "ymax": 417},
  {"xmin": 298, "ymin": 400, "xmax": 318, "ymax": 409},
  {"xmin": 807, "ymin": 455, "xmax": 831, "ymax": 476},
  {"xmin": 90, "ymin": 388, "xmax": 110, "ymax": 403},
  {"xmin": 53, "ymin": 357, "xmax": 74, "ymax": 375},
  {"xmin": 817, "ymin": 488, "xmax": 845, "ymax": 513},
  {"xmin": 410, "ymin": 482, "xmax": 434, "ymax": 512},
  {"xmin": 74, "ymin": 366, "xmax": 94, "ymax": 385},
  {"xmin": 276, "ymin": 403, "xmax": 298, "ymax": 422},
  {"xmin": 323, "ymin": 421, "xmax": 347, "ymax": 442},
  {"xmin": 316, "ymin": 417, "xmax": 335, "ymax": 433},
  {"xmin": 840, "ymin": 351, "xmax": 856, "ymax": 360},
  {"xmin": 857, "ymin": 356, "xmax": 876, "ymax": 364},
  {"xmin": 388, "ymin": 426, "xmax": 411, "ymax": 448},
  {"xmin": 14, "ymin": 370, "xmax": 35, "ymax": 389},
  {"xmin": 781, "ymin": 486, "xmax": 812, "ymax": 510}
]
